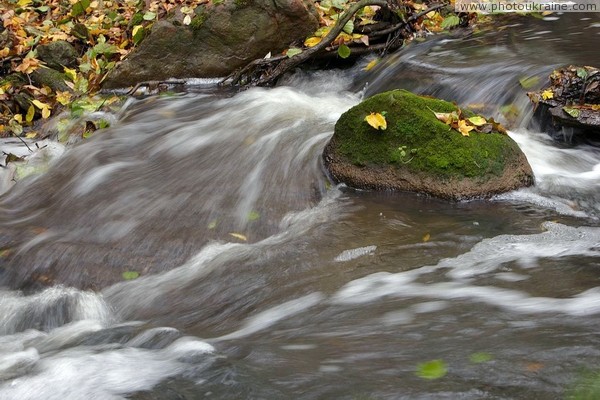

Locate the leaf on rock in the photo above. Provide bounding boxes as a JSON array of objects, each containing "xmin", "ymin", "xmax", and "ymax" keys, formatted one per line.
[
  {"xmin": 541, "ymin": 89, "xmax": 554, "ymax": 100},
  {"xmin": 304, "ymin": 37, "xmax": 321, "ymax": 47},
  {"xmin": 563, "ymin": 107, "xmax": 581, "ymax": 118},
  {"xmin": 457, "ymin": 119, "xmax": 474, "ymax": 136},
  {"xmin": 430, "ymin": 109, "xmax": 458, "ymax": 125},
  {"xmin": 286, "ymin": 47, "xmax": 302, "ymax": 57},
  {"xmin": 441, "ymin": 15, "xmax": 460, "ymax": 29},
  {"xmin": 338, "ymin": 44, "xmax": 351, "ymax": 59},
  {"xmin": 467, "ymin": 116, "xmax": 487, "ymax": 126},
  {"xmin": 364, "ymin": 112, "xmax": 387, "ymax": 130}
]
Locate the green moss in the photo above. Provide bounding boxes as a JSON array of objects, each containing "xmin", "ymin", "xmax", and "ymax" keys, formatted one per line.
[
  {"xmin": 234, "ymin": 0, "xmax": 250, "ymax": 7},
  {"xmin": 189, "ymin": 13, "xmax": 206, "ymax": 30},
  {"xmin": 334, "ymin": 90, "xmax": 519, "ymax": 180}
]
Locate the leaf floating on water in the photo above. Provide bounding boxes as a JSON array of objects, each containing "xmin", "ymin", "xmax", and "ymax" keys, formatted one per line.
[
  {"xmin": 122, "ymin": 271, "xmax": 139, "ymax": 280},
  {"xmin": 416, "ymin": 360, "xmax": 447, "ymax": 380},
  {"xmin": 229, "ymin": 233, "xmax": 248, "ymax": 241},
  {"xmin": 334, "ymin": 245, "xmax": 377, "ymax": 262},
  {"xmin": 364, "ymin": 112, "xmax": 387, "ymax": 130},
  {"xmin": 525, "ymin": 362, "xmax": 544, "ymax": 372},
  {"xmin": 207, "ymin": 220, "xmax": 218, "ymax": 229},
  {"xmin": 469, "ymin": 352, "xmax": 493, "ymax": 363},
  {"xmin": 247, "ymin": 211, "xmax": 260, "ymax": 221},
  {"xmin": 363, "ymin": 59, "xmax": 379, "ymax": 71},
  {"xmin": 519, "ymin": 76, "xmax": 540, "ymax": 89},
  {"xmin": 422, "ymin": 233, "xmax": 431, "ymax": 242}
]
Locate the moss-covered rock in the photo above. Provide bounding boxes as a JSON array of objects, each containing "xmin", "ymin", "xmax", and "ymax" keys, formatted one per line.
[{"xmin": 323, "ymin": 90, "xmax": 534, "ymax": 199}]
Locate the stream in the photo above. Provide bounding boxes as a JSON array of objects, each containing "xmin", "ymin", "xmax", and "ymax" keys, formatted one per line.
[{"xmin": 1, "ymin": 14, "xmax": 600, "ymax": 400}]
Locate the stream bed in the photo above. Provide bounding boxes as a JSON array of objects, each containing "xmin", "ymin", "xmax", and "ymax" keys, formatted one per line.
[{"xmin": 1, "ymin": 14, "xmax": 600, "ymax": 400}]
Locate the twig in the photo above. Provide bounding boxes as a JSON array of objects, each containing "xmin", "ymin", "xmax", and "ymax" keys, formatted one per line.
[{"xmin": 254, "ymin": 0, "xmax": 389, "ymax": 86}]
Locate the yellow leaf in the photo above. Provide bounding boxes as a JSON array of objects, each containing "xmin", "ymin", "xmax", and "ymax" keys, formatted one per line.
[
  {"xmin": 229, "ymin": 233, "xmax": 247, "ymax": 241},
  {"xmin": 41, "ymin": 107, "xmax": 51, "ymax": 119},
  {"xmin": 0, "ymin": 47, "xmax": 9, "ymax": 58},
  {"xmin": 17, "ymin": 0, "xmax": 32, "ymax": 7},
  {"xmin": 422, "ymin": 233, "xmax": 430, "ymax": 242},
  {"xmin": 183, "ymin": 14, "xmax": 191, "ymax": 25},
  {"xmin": 64, "ymin": 67, "xmax": 77, "ymax": 82},
  {"xmin": 541, "ymin": 89, "xmax": 554, "ymax": 100},
  {"xmin": 14, "ymin": 114, "xmax": 23, "ymax": 123},
  {"xmin": 431, "ymin": 109, "xmax": 457, "ymax": 125},
  {"xmin": 364, "ymin": 112, "xmax": 387, "ymax": 130},
  {"xmin": 25, "ymin": 131, "xmax": 37, "ymax": 138},
  {"xmin": 31, "ymin": 99, "xmax": 48, "ymax": 109},
  {"xmin": 132, "ymin": 25, "xmax": 143, "ymax": 38},
  {"xmin": 363, "ymin": 59, "xmax": 378, "ymax": 71},
  {"xmin": 304, "ymin": 37, "xmax": 321, "ymax": 47},
  {"xmin": 55, "ymin": 91, "xmax": 72, "ymax": 106},
  {"xmin": 457, "ymin": 119, "xmax": 474, "ymax": 136},
  {"xmin": 26, "ymin": 105, "xmax": 35, "ymax": 122}
]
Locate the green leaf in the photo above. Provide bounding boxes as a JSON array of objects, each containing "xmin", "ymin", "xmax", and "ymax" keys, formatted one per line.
[
  {"xmin": 247, "ymin": 211, "xmax": 260, "ymax": 221},
  {"xmin": 563, "ymin": 107, "xmax": 581, "ymax": 118},
  {"xmin": 143, "ymin": 11, "xmax": 156, "ymax": 20},
  {"xmin": 71, "ymin": 0, "xmax": 90, "ymax": 17},
  {"xmin": 469, "ymin": 352, "xmax": 493, "ymax": 363},
  {"xmin": 468, "ymin": 116, "xmax": 487, "ymax": 126},
  {"xmin": 441, "ymin": 15, "xmax": 460, "ymax": 29},
  {"xmin": 343, "ymin": 19, "xmax": 354, "ymax": 35},
  {"xmin": 338, "ymin": 44, "xmax": 351, "ymax": 59},
  {"xmin": 132, "ymin": 25, "xmax": 145, "ymax": 45},
  {"xmin": 577, "ymin": 67, "xmax": 589, "ymax": 80},
  {"xmin": 286, "ymin": 47, "xmax": 302, "ymax": 57},
  {"xmin": 93, "ymin": 42, "xmax": 118, "ymax": 55},
  {"xmin": 36, "ymin": 5, "xmax": 49, "ymax": 12},
  {"xmin": 519, "ymin": 76, "xmax": 540, "ymax": 89},
  {"xmin": 416, "ymin": 360, "xmax": 447, "ymax": 380},
  {"xmin": 122, "ymin": 271, "xmax": 139, "ymax": 280}
]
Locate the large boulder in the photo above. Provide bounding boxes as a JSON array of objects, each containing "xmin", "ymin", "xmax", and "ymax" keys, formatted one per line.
[
  {"xmin": 528, "ymin": 65, "xmax": 600, "ymax": 145},
  {"xmin": 323, "ymin": 90, "xmax": 534, "ymax": 200},
  {"xmin": 103, "ymin": 0, "xmax": 319, "ymax": 88}
]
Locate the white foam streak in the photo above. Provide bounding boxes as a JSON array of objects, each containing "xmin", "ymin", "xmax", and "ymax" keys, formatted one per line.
[
  {"xmin": 214, "ymin": 293, "xmax": 324, "ymax": 341},
  {"xmin": 333, "ymin": 222, "xmax": 600, "ymax": 316}
]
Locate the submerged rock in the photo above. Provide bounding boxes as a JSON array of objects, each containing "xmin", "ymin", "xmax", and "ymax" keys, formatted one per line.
[
  {"xmin": 103, "ymin": 0, "xmax": 319, "ymax": 88},
  {"xmin": 323, "ymin": 90, "xmax": 534, "ymax": 200},
  {"xmin": 528, "ymin": 65, "xmax": 600, "ymax": 145}
]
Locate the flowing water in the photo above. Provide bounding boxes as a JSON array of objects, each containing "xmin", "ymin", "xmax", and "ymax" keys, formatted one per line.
[{"xmin": 1, "ymin": 14, "xmax": 600, "ymax": 400}]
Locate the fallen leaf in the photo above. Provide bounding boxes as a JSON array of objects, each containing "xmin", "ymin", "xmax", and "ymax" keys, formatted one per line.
[
  {"xmin": 541, "ymin": 89, "xmax": 554, "ymax": 100},
  {"xmin": 468, "ymin": 116, "xmax": 487, "ymax": 126},
  {"xmin": 122, "ymin": 271, "xmax": 140, "ymax": 280},
  {"xmin": 416, "ymin": 360, "xmax": 447, "ymax": 380},
  {"xmin": 304, "ymin": 37, "xmax": 321, "ymax": 47},
  {"xmin": 364, "ymin": 112, "xmax": 387, "ymax": 130},
  {"xmin": 422, "ymin": 233, "xmax": 430, "ymax": 242},
  {"xmin": 363, "ymin": 59, "xmax": 378, "ymax": 71},
  {"xmin": 229, "ymin": 232, "xmax": 248, "ymax": 241},
  {"xmin": 457, "ymin": 119, "xmax": 474, "ymax": 136}
]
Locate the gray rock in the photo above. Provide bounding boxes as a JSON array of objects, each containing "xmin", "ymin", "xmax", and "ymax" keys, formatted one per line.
[
  {"xmin": 36, "ymin": 40, "xmax": 79, "ymax": 71},
  {"xmin": 103, "ymin": 0, "xmax": 319, "ymax": 88}
]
